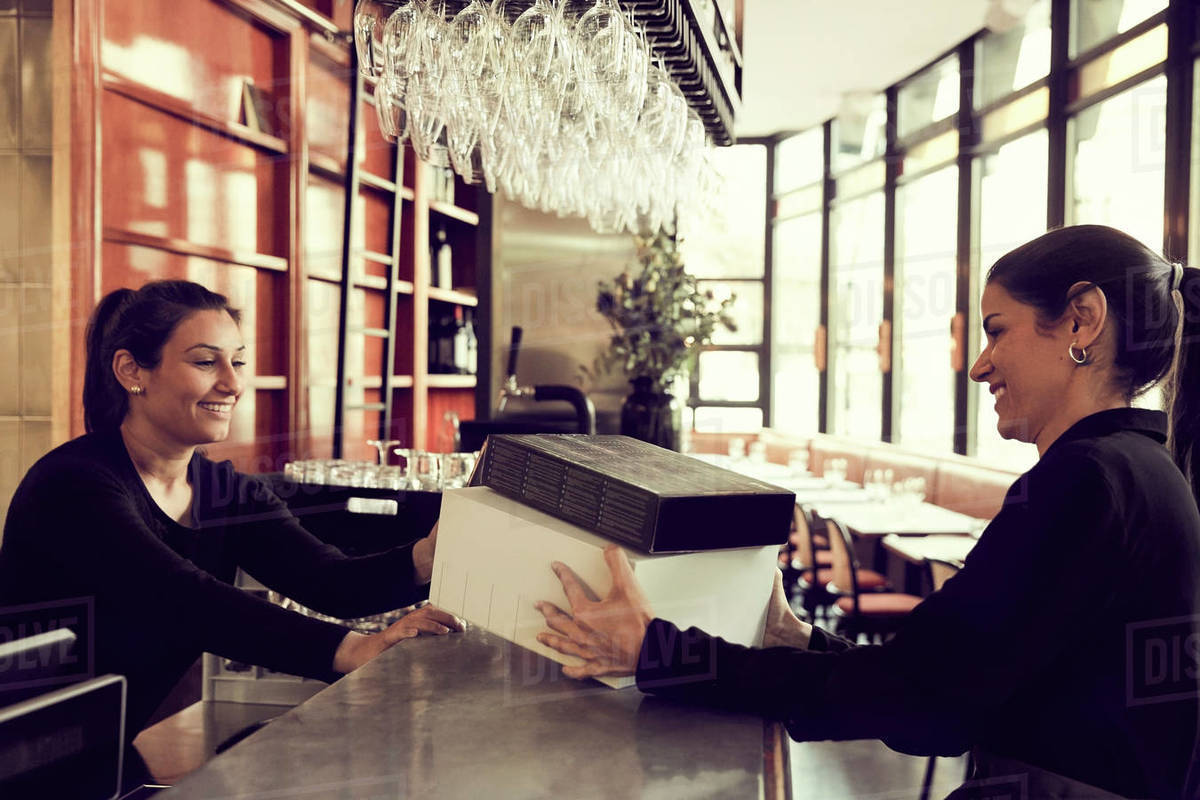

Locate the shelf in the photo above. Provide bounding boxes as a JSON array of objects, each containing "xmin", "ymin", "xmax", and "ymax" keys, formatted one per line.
[
  {"xmin": 359, "ymin": 375, "xmax": 384, "ymax": 389},
  {"xmin": 360, "ymin": 250, "xmax": 393, "ymax": 265},
  {"xmin": 309, "ymin": 152, "xmax": 344, "ymax": 180},
  {"xmin": 391, "ymin": 375, "xmax": 414, "ymax": 389},
  {"xmin": 355, "ymin": 374, "xmax": 415, "ymax": 390},
  {"xmin": 429, "ymin": 200, "xmax": 479, "ymax": 226},
  {"xmin": 399, "ymin": 186, "xmax": 415, "ymax": 202},
  {"xmin": 356, "ymin": 327, "xmax": 389, "ymax": 338},
  {"xmin": 427, "ymin": 286, "xmax": 479, "ymax": 306},
  {"xmin": 103, "ymin": 227, "xmax": 288, "ymax": 272},
  {"xmin": 251, "ymin": 375, "xmax": 287, "ymax": 390},
  {"xmin": 427, "ymin": 374, "xmax": 477, "ymax": 389},
  {"xmin": 102, "ymin": 73, "xmax": 288, "ymax": 155},
  {"xmin": 353, "ymin": 274, "xmax": 389, "ymax": 291},
  {"xmin": 360, "ymin": 172, "xmax": 397, "ymax": 193},
  {"xmin": 395, "ymin": 279, "xmax": 415, "ymax": 295}
]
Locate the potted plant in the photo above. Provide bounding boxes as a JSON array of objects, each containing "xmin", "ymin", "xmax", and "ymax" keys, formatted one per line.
[{"xmin": 589, "ymin": 231, "xmax": 736, "ymax": 450}]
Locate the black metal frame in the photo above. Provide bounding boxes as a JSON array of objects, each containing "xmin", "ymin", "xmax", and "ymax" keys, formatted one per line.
[{"xmin": 766, "ymin": 0, "xmax": 1197, "ymax": 458}]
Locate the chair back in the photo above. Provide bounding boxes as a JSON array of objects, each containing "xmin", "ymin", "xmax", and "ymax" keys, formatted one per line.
[
  {"xmin": 928, "ymin": 558, "xmax": 962, "ymax": 592},
  {"xmin": 825, "ymin": 517, "xmax": 860, "ymax": 612},
  {"xmin": 790, "ymin": 505, "xmax": 814, "ymax": 570}
]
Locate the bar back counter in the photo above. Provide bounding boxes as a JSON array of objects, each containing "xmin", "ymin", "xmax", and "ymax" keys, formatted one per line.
[{"xmin": 162, "ymin": 627, "xmax": 789, "ymax": 799}]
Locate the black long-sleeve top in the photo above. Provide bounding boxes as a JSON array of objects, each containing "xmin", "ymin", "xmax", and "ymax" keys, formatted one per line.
[
  {"xmin": 0, "ymin": 427, "xmax": 427, "ymax": 738},
  {"xmin": 637, "ymin": 408, "xmax": 1200, "ymax": 799}
]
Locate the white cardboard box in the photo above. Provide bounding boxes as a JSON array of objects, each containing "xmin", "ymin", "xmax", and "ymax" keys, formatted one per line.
[{"xmin": 431, "ymin": 486, "xmax": 778, "ymax": 688}]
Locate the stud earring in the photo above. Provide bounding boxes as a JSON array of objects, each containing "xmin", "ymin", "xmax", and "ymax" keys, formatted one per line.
[{"xmin": 129, "ymin": 385, "xmax": 145, "ymax": 396}]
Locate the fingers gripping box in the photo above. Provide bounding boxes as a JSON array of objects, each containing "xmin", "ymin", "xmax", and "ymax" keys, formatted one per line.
[{"xmin": 430, "ymin": 486, "xmax": 779, "ymax": 689}]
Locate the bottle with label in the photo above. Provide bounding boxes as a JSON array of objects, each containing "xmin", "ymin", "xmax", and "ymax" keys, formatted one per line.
[
  {"xmin": 464, "ymin": 309, "xmax": 478, "ymax": 375},
  {"xmin": 434, "ymin": 225, "xmax": 453, "ymax": 289},
  {"xmin": 452, "ymin": 306, "xmax": 469, "ymax": 374}
]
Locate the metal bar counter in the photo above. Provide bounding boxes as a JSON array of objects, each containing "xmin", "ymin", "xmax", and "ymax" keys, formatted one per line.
[{"xmin": 162, "ymin": 627, "xmax": 790, "ymax": 799}]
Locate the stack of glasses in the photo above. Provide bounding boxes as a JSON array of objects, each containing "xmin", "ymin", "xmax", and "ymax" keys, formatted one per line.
[
  {"xmin": 282, "ymin": 447, "xmax": 480, "ymax": 492},
  {"xmin": 353, "ymin": 0, "xmax": 718, "ymax": 234}
]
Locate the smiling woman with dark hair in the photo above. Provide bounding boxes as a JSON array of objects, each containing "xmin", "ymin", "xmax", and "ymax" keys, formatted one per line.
[
  {"xmin": 0, "ymin": 280, "xmax": 462, "ymax": 789},
  {"xmin": 537, "ymin": 226, "xmax": 1200, "ymax": 799}
]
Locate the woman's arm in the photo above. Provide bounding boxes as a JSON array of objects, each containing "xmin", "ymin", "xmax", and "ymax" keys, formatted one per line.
[{"xmin": 220, "ymin": 470, "xmax": 434, "ymax": 619}]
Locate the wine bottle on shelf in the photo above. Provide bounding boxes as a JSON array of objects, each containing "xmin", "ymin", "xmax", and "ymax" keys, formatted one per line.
[
  {"xmin": 464, "ymin": 309, "xmax": 478, "ymax": 376},
  {"xmin": 434, "ymin": 225, "xmax": 453, "ymax": 290},
  {"xmin": 452, "ymin": 306, "xmax": 470, "ymax": 375}
]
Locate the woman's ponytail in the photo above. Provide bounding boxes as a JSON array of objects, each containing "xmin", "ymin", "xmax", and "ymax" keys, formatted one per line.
[
  {"xmin": 1166, "ymin": 266, "xmax": 1200, "ymax": 503},
  {"xmin": 83, "ymin": 288, "xmax": 137, "ymax": 433}
]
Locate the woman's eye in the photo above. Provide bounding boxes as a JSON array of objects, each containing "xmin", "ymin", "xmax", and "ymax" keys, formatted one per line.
[
  {"xmin": 194, "ymin": 360, "xmax": 215, "ymax": 367},
  {"xmin": 233, "ymin": 361, "xmax": 246, "ymax": 369}
]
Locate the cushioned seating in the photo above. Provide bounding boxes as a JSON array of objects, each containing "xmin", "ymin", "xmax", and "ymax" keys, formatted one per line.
[
  {"xmin": 931, "ymin": 458, "xmax": 1018, "ymax": 519},
  {"xmin": 863, "ymin": 449, "xmax": 937, "ymax": 489},
  {"xmin": 836, "ymin": 593, "xmax": 922, "ymax": 616},
  {"xmin": 816, "ymin": 567, "xmax": 887, "ymax": 591},
  {"xmin": 808, "ymin": 435, "xmax": 870, "ymax": 483}
]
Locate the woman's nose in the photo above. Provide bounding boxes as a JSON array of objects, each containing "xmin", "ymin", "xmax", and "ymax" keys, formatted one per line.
[{"xmin": 968, "ymin": 350, "xmax": 990, "ymax": 383}]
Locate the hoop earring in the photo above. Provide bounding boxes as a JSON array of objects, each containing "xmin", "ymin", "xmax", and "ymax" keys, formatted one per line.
[
  {"xmin": 1068, "ymin": 342, "xmax": 1088, "ymax": 365},
  {"xmin": 129, "ymin": 385, "xmax": 144, "ymax": 396}
]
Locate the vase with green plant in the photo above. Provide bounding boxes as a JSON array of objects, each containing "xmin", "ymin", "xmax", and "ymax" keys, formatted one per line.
[{"xmin": 588, "ymin": 231, "xmax": 736, "ymax": 450}]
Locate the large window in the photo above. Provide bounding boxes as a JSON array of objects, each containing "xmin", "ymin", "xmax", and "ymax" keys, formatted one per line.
[
  {"xmin": 828, "ymin": 192, "xmax": 884, "ymax": 439},
  {"xmin": 757, "ymin": 3, "xmax": 1193, "ymax": 464},
  {"xmin": 772, "ymin": 212, "xmax": 822, "ymax": 435},
  {"xmin": 895, "ymin": 166, "xmax": 959, "ymax": 452},
  {"xmin": 1069, "ymin": 74, "xmax": 1168, "ymax": 253},
  {"xmin": 684, "ymin": 144, "xmax": 767, "ymax": 432},
  {"xmin": 974, "ymin": 130, "xmax": 1048, "ymax": 471}
]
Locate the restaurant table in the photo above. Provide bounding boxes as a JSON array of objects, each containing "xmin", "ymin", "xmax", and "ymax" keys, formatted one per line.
[
  {"xmin": 881, "ymin": 533, "xmax": 978, "ymax": 594},
  {"xmin": 881, "ymin": 533, "xmax": 978, "ymax": 567},
  {"xmin": 810, "ymin": 500, "xmax": 985, "ymax": 538},
  {"xmin": 160, "ymin": 627, "xmax": 792, "ymax": 799}
]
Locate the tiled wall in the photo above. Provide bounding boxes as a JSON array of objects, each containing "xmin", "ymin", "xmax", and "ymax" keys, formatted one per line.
[{"xmin": 0, "ymin": 0, "xmax": 55, "ymax": 537}]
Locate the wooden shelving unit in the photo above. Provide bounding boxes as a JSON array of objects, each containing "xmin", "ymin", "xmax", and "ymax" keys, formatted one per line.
[{"xmin": 66, "ymin": 0, "xmax": 488, "ymax": 467}]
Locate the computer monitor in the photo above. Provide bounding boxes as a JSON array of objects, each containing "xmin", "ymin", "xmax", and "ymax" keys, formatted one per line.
[{"xmin": 0, "ymin": 630, "xmax": 125, "ymax": 800}]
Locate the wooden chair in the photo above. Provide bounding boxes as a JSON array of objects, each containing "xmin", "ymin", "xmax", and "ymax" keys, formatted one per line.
[
  {"xmin": 825, "ymin": 517, "xmax": 921, "ymax": 642},
  {"xmin": 786, "ymin": 505, "xmax": 835, "ymax": 620}
]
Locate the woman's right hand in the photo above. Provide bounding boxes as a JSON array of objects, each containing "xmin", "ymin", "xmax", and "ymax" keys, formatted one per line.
[
  {"xmin": 762, "ymin": 570, "xmax": 813, "ymax": 649},
  {"xmin": 333, "ymin": 603, "xmax": 465, "ymax": 673}
]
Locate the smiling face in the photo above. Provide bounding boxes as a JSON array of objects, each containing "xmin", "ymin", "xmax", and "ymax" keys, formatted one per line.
[
  {"xmin": 969, "ymin": 282, "xmax": 1073, "ymax": 446},
  {"xmin": 120, "ymin": 309, "xmax": 246, "ymax": 448}
]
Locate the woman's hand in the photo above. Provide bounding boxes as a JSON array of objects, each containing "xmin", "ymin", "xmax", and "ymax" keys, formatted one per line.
[
  {"xmin": 411, "ymin": 522, "xmax": 438, "ymax": 585},
  {"xmin": 761, "ymin": 570, "xmax": 813, "ymax": 649},
  {"xmin": 332, "ymin": 603, "xmax": 464, "ymax": 673},
  {"xmin": 535, "ymin": 545, "xmax": 654, "ymax": 679}
]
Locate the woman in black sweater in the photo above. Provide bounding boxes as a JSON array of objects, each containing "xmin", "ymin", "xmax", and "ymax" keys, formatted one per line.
[
  {"xmin": 0, "ymin": 281, "xmax": 462, "ymax": 781},
  {"xmin": 537, "ymin": 225, "xmax": 1200, "ymax": 799}
]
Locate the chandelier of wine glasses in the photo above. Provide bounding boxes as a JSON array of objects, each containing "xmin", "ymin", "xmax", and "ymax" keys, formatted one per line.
[{"xmin": 354, "ymin": 0, "xmax": 719, "ymax": 234}]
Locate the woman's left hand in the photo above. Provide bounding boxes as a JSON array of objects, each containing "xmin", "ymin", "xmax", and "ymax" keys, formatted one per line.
[{"xmin": 536, "ymin": 545, "xmax": 654, "ymax": 679}]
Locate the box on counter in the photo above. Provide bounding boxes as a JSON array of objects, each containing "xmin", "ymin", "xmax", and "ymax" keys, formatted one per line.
[
  {"xmin": 476, "ymin": 434, "xmax": 795, "ymax": 553},
  {"xmin": 431, "ymin": 486, "xmax": 778, "ymax": 689}
]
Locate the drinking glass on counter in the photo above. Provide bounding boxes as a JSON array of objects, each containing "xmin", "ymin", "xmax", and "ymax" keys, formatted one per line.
[
  {"xmin": 366, "ymin": 438, "xmax": 402, "ymax": 466},
  {"xmin": 442, "ymin": 452, "xmax": 477, "ymax": 489}
]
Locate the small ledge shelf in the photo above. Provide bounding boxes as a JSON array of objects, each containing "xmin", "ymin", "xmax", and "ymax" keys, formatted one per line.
[
  {"xmin": 103, "ymin": 227, "xmax": 288, "ymax": 272},
  {"xmin": 427, "ymin": 374, "xmax": 477, "ymax": 389},
  {"xmin": 427, "ymin": 286, "xmax": 478, "ymax": 306},
  {"xmin": 251, "ymin": 375, "xmax": 287, "ymax": 390},
  {"xmin": 103, "ymin": 73, "xmax": 288, "ymax": 154},
  {"xmin": 429, "ymin": 200, "xmax": 479, "ymax": 226},
  {"xmin": 359, "ymin": 172, "xmax": 397, "ymax": 193},
  {"xmin": 309, "ymin": 152, "xmax": 345, "ymax": 180},
  {"xmin": 353, "ymin": 274, "xmax": 389, "ymax": 291},
  {"xmin": 391, "ymin": 375, "xmax": 415, "ymax": 389}
]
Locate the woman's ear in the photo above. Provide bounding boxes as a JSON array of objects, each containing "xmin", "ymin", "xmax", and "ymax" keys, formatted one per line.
[
  {"xmin": 112, "ymin": 349, "xmax": 142, "ymax": 392},
  {"xmin": 1066, "ymin": 281, "xmax": 1108, "ymax": 349}
]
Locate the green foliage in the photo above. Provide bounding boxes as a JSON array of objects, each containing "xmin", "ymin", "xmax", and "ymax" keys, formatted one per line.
[{"xmin": 587, "ymin": 231, "xmax": 737, "ymax": 392}]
